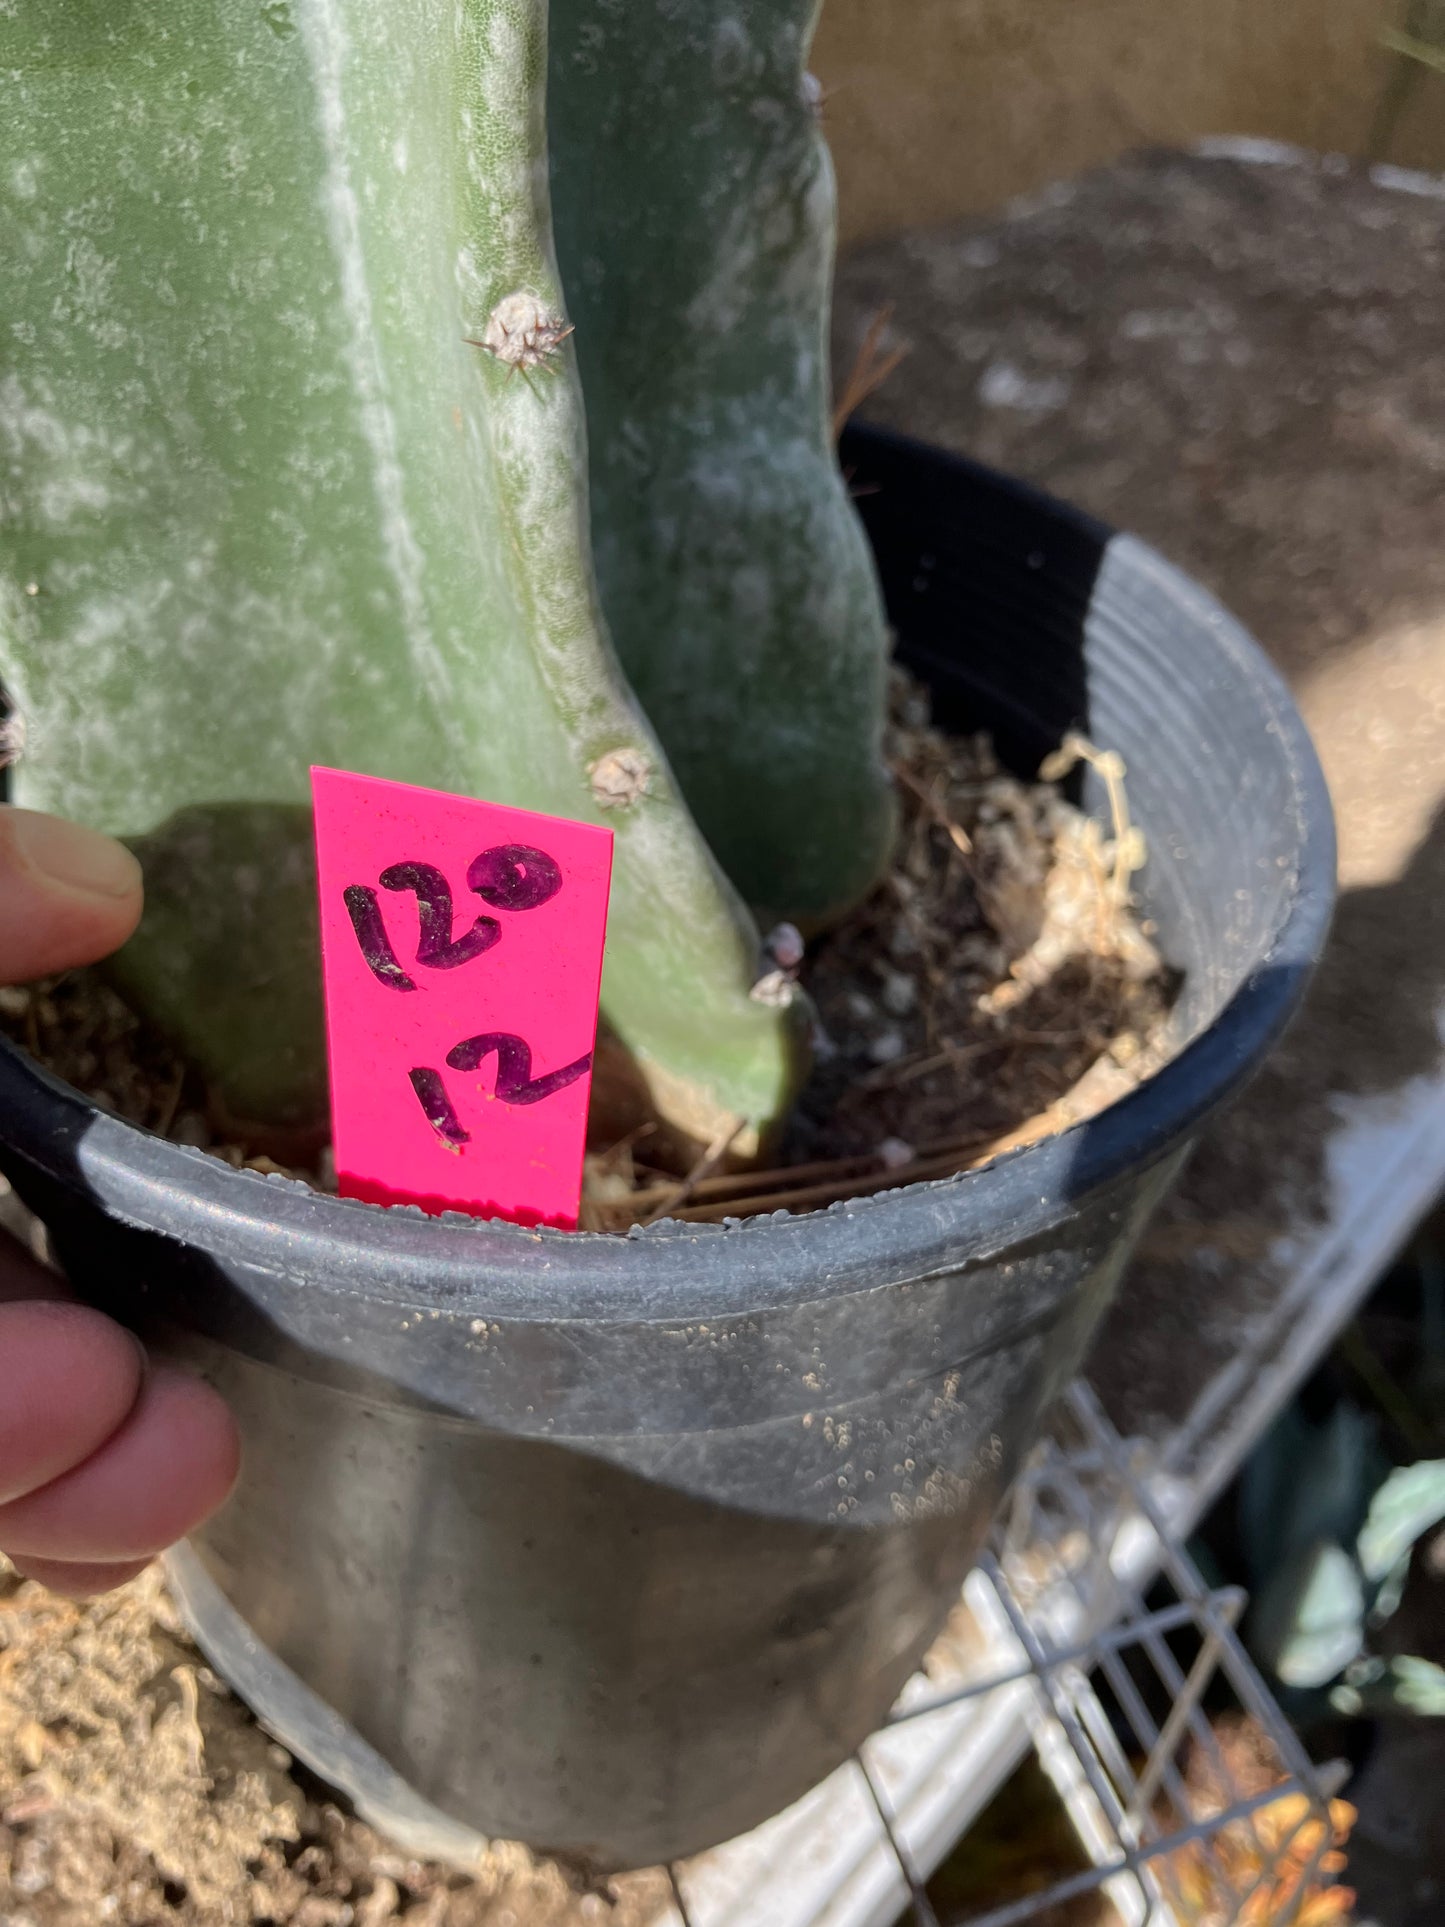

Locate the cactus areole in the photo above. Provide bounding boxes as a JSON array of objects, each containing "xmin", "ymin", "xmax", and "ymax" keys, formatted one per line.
[{"xmin": 0, "ymin": 1, "xmax": 895, "ymax": 1157}]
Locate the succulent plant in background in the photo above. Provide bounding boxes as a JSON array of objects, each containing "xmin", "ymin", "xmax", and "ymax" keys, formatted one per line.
[
  {"xmin": 1241, "ymin": 1402, "xmax": 1445, "ymax": 1720},
  {"xmin": 1, "ymin": 0, "xmax": 895, "ymax": 1157}
]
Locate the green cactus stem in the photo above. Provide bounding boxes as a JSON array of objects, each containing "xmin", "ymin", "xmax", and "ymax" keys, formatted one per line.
[
  {"xmin": 1, "ymin": 0, "xmax": 885, "ymax": 1154},
  {"xmin": 550, "ymin": 0, "xmax": 896, "ymax": 928}
]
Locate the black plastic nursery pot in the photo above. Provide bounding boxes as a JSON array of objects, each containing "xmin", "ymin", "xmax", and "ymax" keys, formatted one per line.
[{"xmin": 0, "ymin": 426, "xmax": 1334, "ymax": 1870}]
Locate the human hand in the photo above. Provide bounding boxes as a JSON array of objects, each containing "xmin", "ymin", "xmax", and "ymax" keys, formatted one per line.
[{"xmin": 0, "ymin": 807, "xmax": 240, "ymax": 1596}]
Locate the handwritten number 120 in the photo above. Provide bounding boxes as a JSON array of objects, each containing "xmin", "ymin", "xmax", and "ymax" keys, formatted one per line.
[{"xmin": 343, "ymin": 843, "xmax": 562, "ymax": 988}]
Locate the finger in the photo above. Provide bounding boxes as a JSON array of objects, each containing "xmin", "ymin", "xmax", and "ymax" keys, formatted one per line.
[
  {"xmin": 0, "ymin": 1301, "xmax": 145, "ymax": 1503},
  {"xmin": 7, "ymin": 1554, "xmax": 153, "ymax": 1598},
  {"xmin": 0, "ymin": 807, "xmax": 143, "ymax": 983},
  {"xmin": 0, "ymin": 1364, "xmax": 240, "ymax": 1562}
]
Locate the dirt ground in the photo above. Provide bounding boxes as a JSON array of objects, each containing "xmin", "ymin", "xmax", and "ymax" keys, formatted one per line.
[{"xmin": 0, "ymin": 1558, "xmax": 675, "ymax": 1925}]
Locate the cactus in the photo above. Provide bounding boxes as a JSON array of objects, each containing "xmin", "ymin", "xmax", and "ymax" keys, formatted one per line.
[
  {"xmin": 1242, "ymin": 1403, "xmax": 1445, "ymax": 1720},
  {"xmin": 0, "ymin": 0, "xmax": 892, "ymax": 1152},
  {"xmin": 549, "ymin": 0, "xmax": 894, "ymax": 926}
]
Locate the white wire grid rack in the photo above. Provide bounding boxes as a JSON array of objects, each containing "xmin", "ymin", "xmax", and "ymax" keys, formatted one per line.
[{"xmin": 661, "ymin": 1382, "xmax": 1349, "ymax": 1927}]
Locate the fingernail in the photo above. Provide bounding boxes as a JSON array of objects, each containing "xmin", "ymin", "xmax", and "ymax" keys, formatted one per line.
[{"xmin": 8, "ymin": 810, "xmax": 143, "ymax": 901}]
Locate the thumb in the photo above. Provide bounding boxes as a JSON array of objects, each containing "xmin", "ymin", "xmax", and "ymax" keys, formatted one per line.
[{"xmin": 0, "ymin": 808, "xmax": 143, "ymax": 983}]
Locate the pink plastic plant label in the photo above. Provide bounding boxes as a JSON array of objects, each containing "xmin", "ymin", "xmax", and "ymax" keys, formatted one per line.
[{"xmin": 311, "ymin": 767, "xmax": 613, "ymax": 1229}]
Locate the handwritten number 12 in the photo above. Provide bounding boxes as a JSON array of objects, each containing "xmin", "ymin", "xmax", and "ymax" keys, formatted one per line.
[{"xmin": 408, "ymin": 1034, "xmax": 594, "ymax": 1148}]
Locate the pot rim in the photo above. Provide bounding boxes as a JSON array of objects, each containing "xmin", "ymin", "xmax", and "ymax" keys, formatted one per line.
[{"xmin": 0, "ymin": 458, "xmax": 1335, "ymax": 1325}]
